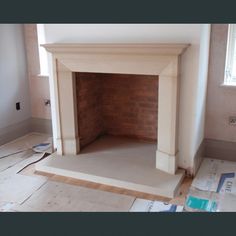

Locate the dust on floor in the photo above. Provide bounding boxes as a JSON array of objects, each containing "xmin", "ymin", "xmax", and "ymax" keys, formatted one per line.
[{"xmin": 0, "ymin": 133, "xmax": 190, "ymax": 212}]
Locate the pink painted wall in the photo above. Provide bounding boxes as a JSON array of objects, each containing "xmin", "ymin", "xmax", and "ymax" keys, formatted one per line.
[{"xmin": 205, "ymin": 24, "xmax": 236, "ymax": 142}]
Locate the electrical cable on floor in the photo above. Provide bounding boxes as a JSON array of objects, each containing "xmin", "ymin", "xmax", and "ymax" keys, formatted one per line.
[{"xmin": 16, "ymin": 152, "xmax": 50, "ymax": 174}]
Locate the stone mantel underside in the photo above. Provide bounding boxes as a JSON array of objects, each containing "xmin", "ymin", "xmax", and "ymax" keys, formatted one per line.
[{"xmin": 43, "ymin": 43, "xmax": 189, "ymax": 175}]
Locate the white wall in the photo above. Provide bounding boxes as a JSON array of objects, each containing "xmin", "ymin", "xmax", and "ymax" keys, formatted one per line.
[
  {"xmin": 0, "ymin": 24, "xmax": 31, "ymax": 129},
  {"xmin": 178, "ymin": 25, "xmax": 211, "ymax": 171},
  {"xmin": 194, "ymin": 25, "xmax": 211, "ymax": 151},
  {"xmin": 44, "ymin": 24, "xmax": 201, "ymax": 44},
  {"xmin": 44, "ymin": 24, "xmax": 210, "ymax": 173}
]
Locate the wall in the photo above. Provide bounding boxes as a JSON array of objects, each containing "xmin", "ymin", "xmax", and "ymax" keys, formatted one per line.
[
  {"xmin": 44, "ymin": 24, "xmax": 210, "ymax": 174},
  {"xmin": 205, "ymin": 24, "xmax": 236, "ymax": 160},
  {"xmin": 180, "ymin": 24, "xmax": 211, "ymax": 173},
  {"xmin": 44, "ymin": 24, "xmax": 201, "ymax": 44},
  {"xmin": 23, "ymin": 24, "xmax": 51, "ymax": 120},
  {"xmin": 0, "ymin": 24, "xmax": 31, "ymax": 144},
  {"xmin": 23, "ymin": 24, "xmax": 52, "ymax": 134},
  {"xmin": 205, "ymin": 24, "xmax": 236, "ymax": 142},
  {"xmin": 76, "ymin": 72, "xmax": 158, "ymax": 148}
]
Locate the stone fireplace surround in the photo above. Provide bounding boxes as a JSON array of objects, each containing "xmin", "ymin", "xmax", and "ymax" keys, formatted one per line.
[
  {"xmin": 33, "ymin": 43, "xmax": 191, "ymax": 197},
  {"xmin": 41, "ymin": 43, "xmax": 189, "ymax": 175}
]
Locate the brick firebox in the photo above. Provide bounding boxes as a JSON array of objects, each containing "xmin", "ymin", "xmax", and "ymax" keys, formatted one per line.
[{"xmin": 76, "ymin": 72, "xmax": 158, "ymax": 148}]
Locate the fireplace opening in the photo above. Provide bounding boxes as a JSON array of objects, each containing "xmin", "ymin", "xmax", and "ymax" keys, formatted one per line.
[{"xmin": 76, "ymin": 72, "xmax": 158, "ymax": 150}]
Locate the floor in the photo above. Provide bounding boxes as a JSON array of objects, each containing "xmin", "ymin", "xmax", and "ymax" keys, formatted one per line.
[
  {"xmin": 36, "ymin": 135, "xmax": 185, "ymax": 198},
  {"xmin": 0, "ymin": 133, "xmax": 192, "ymax": 212},
  {"xmin": 185, "ymin": 158, "xmax": 236, "ymax": 212}
]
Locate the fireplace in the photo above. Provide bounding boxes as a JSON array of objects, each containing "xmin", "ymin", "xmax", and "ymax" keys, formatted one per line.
[
  {"xmin": 36, "ymin": 44, "xmax": 189, "ymax": 197},
  {"xmin": 76, "ymin": 72, "xmax": 158, "ymax": 149}
]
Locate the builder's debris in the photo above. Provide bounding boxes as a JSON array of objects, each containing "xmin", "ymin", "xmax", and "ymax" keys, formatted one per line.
[
  {"xmin": 184, "ymin": 158, "xmax": 236, "ymax": 212},
  {"xmin": 129, "ymin": 198, "xmax": 183, "ymax": 212}
]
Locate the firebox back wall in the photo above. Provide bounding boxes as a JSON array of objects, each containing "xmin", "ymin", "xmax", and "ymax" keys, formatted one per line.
[{"xmin": 76, "ymin": 72, "xmax": 158, "ymax": 148}]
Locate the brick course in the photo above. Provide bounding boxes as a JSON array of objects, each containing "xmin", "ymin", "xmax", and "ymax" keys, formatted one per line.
[{"xmin": 76, "ymin": 72, "xmax": 158, "ymax": 148}]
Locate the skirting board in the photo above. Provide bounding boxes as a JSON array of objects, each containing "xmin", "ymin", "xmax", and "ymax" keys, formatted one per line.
[
  {"xmin": 0, "ymin": 118, "xmax": 52, "ymax": 146},
  {"xmin": 205, "ymin": 138, "xmax": 236, "ymax": 162},
  {"xmin": 30, "ymin": 118, "xmax": 52, "ymax": 134},
  {"xmin": 192, "ymin": 140, "xmax": 205, "ymax": 176},
  {"xmin": 186, "ymin": 138, "xmax": 236, "ymax": 176},
  {"xmin": 0, "ymin": 119, "xmax": 31, "ymax": 146}
]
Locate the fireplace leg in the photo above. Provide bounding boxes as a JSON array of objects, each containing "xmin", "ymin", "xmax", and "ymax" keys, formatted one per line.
[
  {"xmin": 54, "ymin": 61, "xmax": 80, "ymax": 155},
  {"xmin": 156, "ymin": 58, "xmax": 179, "ymax": 174},
  {"xmin": 156, "ymin": 150, "xmax": 178, "ymax": 175}
]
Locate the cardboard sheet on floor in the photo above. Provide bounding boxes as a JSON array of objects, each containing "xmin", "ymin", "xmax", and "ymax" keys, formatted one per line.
[
  {"xmin": 0, "ymin": 152, "xmax": 48, "ymax": 176},
  {"xmin": 129, "ymin": 198, "xmax": 183, "ymax": 212},
  {"xmin": 0, "ymin": 150, "xmax": 34, "ymax": 172},
  {"xmin": 184, "ymin": 187, "xmax": 236, "ymax": 212},
  {"xmin": 0, "ymin": 172, "xmax": 47, "ymax": 204},
  {"xmin": 0, "ymin": 202, "xmax": 17, "ymax": 212},
  {"xmin": 11, "ymin": 181, "xmax": 135, "ymax": 212},
  {"xmin": 0, "ymin": 133, "xmax": 52, "ymax": 157},
  {"xmin": 0, "ymin": 133, "xmax": 52, "ymax": 173},
  {"xmin": 192, "ymin": 158, "xmax": 236, "ymax": 193},
  {"xmin": 185, "ymin": 158, "xmax": 236, "ymax": 212}
]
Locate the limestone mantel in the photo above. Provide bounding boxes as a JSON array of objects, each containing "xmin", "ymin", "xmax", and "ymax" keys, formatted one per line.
[{"xmin": 43, "ymin": 43, "xmax": 189, "ymax": 175}]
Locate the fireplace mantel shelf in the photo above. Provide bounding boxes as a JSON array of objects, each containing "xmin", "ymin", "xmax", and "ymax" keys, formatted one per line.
[{"xmin": 42, "ymin": 43, "xmax": 189, "ymax": 56}]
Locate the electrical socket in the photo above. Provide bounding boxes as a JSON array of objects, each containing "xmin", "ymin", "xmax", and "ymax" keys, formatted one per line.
[
  {"xmin": 16, "ymin": 102, "xmax": 20, "ymax": 110},
  {"xmin": 229, "ymin": 116, "xmax": 236, "ymax": 126},
  {"xmin": 44, "ymin": 99, "xmax": 51, "ymax": 106}
]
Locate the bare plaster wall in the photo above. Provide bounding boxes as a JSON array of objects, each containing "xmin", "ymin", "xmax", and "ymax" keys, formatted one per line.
[
  {"xmin": 205, "ymin": 24, "xmax": 236, "ymax": 142},
  {"xmin": 23, "ymin": 24, "xmax": 51, "ymax": 120},
  {"xmin": 0, "ymin": 24, "xmax": 31, "ymax": 129}
]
